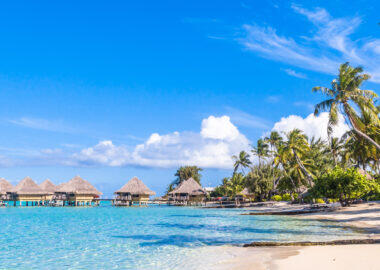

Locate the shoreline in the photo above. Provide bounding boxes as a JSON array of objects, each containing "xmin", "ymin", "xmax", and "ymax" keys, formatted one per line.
[{"xmin": 217, "ymin": 201, "xmax": 380, "ymax": 270}]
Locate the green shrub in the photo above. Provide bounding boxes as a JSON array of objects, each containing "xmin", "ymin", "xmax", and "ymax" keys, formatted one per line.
[
  {"xmin": 282, "ymin": 193, "xmax": 292, "ymax": 201},
  {"xmin": 328, "ymin": 198, "xmax": 338, "ymax": 203},
  {"xmin": 271, "ymin": 195, "xmax": 282, "ymax": 201},
  {"xmin": 293, "ymin": 193, "xmax": 299, "ymax": 200},
  {"xmin": 311, "ymin": 166, "xmax": 380, "ymax": 206},
  {"xmin": 315, "ymin": 198, "xmax": 325, "ymax": 204}
]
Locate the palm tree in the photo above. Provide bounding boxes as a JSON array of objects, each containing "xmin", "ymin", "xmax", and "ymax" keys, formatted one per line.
[
  {"xmin": 265, "ymin": 131, "xmax": 283, "ymax": 155},
  {"xmin": 313, "ymin": 62, "xmax": 380, "ymax": 151},
  {"xmin": 329, "ymin": 137, "xmax": 344, "ymax": 165},
  {"xmin": 273, "ymin": 144, "xmax": 297, "ymax": 190},
  {"xmin": 232, "ymin": 151, "xmax": 252, "ymax": 174},
  {"xmin": 173, "ymin": 166, "xmax": 203, "ymax": 186},
  {"xmin": 225, "ymin": 173, "xmax": 245, "ymax": 198},
  {"xmin": 283, "ymin": 129, "xmax": 314, "ymax": 186},
  {"xmin": 251, "ymin": 139, "xmax": 269, "ymax": 168}
]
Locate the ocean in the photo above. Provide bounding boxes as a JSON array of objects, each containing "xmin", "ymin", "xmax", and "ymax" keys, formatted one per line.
[{"xmin": 0, "ymin": 203, "xmax": 363, "ymax": 269}]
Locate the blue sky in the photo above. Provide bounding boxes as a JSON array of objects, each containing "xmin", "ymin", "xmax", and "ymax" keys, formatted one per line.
[{"xmin": 0, "ymin": 0, "xmax": 378, "ymax": 197}]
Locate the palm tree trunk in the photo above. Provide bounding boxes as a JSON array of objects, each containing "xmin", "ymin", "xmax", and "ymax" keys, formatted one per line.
[
  {"xmin": 292, "ymin": 149, "xmax": 313, "ymax": 187},
  {"xmin": 344, "ymin": 104, "xmax": 380, "ymax": 151}
]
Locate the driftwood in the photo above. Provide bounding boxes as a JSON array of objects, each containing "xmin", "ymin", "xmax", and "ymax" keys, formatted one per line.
[{"xmin": 243, "ymin": 238, "xmax": 380, "ymax": 247}]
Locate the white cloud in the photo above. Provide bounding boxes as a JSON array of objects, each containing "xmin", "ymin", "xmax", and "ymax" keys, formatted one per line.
[
  {"xmin": 40, "ymin": 148, "xmax": 62, "ymax": 155},
  {"xmin": 7, "ymin": 117, "xmax": 78, "ymax": 133},
  {"xmin": 272, "ymin": 112, "xmax": 349, "ymax": 140},
  {"xmin": 283, "ymin": 68, "xmax": 307, "ymax": 79},
  {"xmin": 239, "ymin": 5, "xmax": 380, "ymax": 83},
  {"xmin": 73, "ymin": 116, "xmax": 250, "ymax": 169}
]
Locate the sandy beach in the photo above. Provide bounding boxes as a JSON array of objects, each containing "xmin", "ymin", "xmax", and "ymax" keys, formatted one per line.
[{"xmin": 218, "ymin": 202, "xmax": 380, "ymax": 270}]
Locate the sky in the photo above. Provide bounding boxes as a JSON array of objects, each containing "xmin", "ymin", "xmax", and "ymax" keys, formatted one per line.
[{"xmin": 0, "ymin": 0, "xmax": 378, "ymax": 197}]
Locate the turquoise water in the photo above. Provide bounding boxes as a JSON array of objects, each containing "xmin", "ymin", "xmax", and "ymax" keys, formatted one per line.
[{"xmin": 0, "ymin": 203, "xmax": 363, "ymax": 269}]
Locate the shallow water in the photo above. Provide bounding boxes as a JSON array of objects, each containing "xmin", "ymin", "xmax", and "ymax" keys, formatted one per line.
[{"xmin": 0, "ymin": 203, "xmax": 363, "ymax": 269}]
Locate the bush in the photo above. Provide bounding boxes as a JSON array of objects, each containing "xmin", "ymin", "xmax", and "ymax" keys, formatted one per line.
[
  {"xmin": 315, "ymin": 198, "xmax": 325, "ymax": 204},
  {"xmin": 282, "ymin": 193, "xmax": 292, "ymax": 201},
  {"xmin": 311, "ymin": 167, "xmax": 380, "ymax": 206},
  {"xmin": 328, "ymin": 198, "xmax": 338, "ymax": 203},
  {"xmin": 271, "ymin": 195, "xmax": 282, "ymax": 201}
]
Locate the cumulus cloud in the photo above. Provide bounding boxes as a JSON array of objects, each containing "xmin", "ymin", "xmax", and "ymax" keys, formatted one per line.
[
  {"xmin": 272, "ymin": 112, "xmax": 349, "ymax": 140},
  {"xmin": 73, "ymin": 116, "xmax": 250, "ymax": 169}
]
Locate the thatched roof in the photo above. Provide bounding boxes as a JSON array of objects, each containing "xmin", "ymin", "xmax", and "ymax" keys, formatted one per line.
[
  {"xmin": 39, "ymin": 179, "xmax": 57, "ymax": 193},
  {"xmin": 169, "ymin": 178, "xmax": 206, "ymax": 195},
  {"xmin": 57, "ymin": 176, "xmax": 102, "ymax": 195},
  {"xmin": 239, "ymin": 188, "xmax": 253, "ymax": 196},
  {"xmin": 12, "ymin": 176, "xmax": 50, "ymax": 195},
  {"xmin": 115, "ymin": 177, "xmax": 156, "ymax": 195},
  {"xmin": 0, "ymin": 178, "xmax": 13, "ymax": 195}
]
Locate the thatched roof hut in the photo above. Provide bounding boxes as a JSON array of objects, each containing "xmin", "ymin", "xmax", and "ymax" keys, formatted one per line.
[
  {"xmin": 240, "ymin": 188, "xmax": 252, "ymax": 196},
  {"xmin": 0, "ymin": 178, "xmax": 12, "ymax": 195},
  {"xmin": 169, "ymin": 178, "xmax": 205, "ymax": 195},
  {"xmin": 115, "ymin": 177, "xmax": 156, "ymax": 195},
  {"xmin": 12, "ymin": 176, "xmax": 49, "ymax": 195},
  {"xmin": 39, "ymin": 179, "xmax": 57, "ymax": 193},
  {"xmin": 57, "ymin": 176, "xmax": 102, "ymax": 195}
]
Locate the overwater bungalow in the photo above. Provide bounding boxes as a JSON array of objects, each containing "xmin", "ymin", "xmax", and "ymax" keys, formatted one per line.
[
  {"xmin": 55, "ymin": 176, "xmax": 102, "ymax": 206},
  {"xmin": 0, "ymin": 178, "xmax": 13, "ymax": 204},
  {"xmin": 114, "ymin": 177, "xmax": 156, "ymax": 206},
  {"xmin": 9, "ymin": 176, "xmax": 52, "ymax": 206},
  {"xmin": 39, "ymin": 179, "xmax": 57, "ymax": 202},
  {"xmin": 168, "ymin": 177, "xmax": 206, "ymax": 206}
]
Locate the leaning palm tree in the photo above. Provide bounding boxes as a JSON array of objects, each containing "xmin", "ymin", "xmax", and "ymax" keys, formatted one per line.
[
  {"xmin": 251, "ymin": 139, "xmax": 269, "ymax": 168},
  {"xmin": 283, "ymin": 129, "xmax": 314, "ymax": 186},
  {"xmin": 313, "ymin": 62, "xmax": 380, "ymax": 151},
  {"xmin": 232, "ymin": 151, "xmax": 252, "ymax": 174}
]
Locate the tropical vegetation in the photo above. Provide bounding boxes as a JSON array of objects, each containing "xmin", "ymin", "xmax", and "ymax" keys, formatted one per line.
[{"xmin": 211, "ymin": 63, "xmax": 379, "ymax": 206}]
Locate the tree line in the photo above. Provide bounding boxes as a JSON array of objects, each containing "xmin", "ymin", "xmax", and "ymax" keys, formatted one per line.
[{"xmin": 168, "ymin": 63, "xmax": 380, "ymax": 206}]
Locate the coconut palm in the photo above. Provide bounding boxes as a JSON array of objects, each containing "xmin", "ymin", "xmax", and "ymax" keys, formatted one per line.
[
  {"xmin": 251, "ymin": 139, "xmax": 269, "ymax": 168},
  {"xmin": 273, "ymin": 144, "xmax": 298, "ymax": 190},
  {"xmin": 225, "ymin": 173, "xmax": 245, "ymax": 197},
  {"xmin": 265, "ymin": 131, "xmax": 283, "ymax": 155},
  {"xmin": 282, "ymin": 129, "xmax": 314, "ymax": 186},
  {"xmin": 313, "ymin": 62, "xmax": 380, "ymax": 151},
  {"xmin": 173, "ymin": 166, "xmax": 203, "ymax": 186},
  {"xmin": 328, "ymin": 137, "xmax": 344, "ymax": 165},
  {"xmin": 232, "ymin": 151, "xmax": 252, "ymax": 174}
]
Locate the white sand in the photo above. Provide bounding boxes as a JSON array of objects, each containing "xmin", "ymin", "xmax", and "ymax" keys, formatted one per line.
[
  {"xmin": 216, "ymin": 202, "xmax": 380, "ymax": 270},
  {"xmin": 274, "ymin": 245, "xmax": 380, "ymax": 270},
  {"xmin": 300, "ymin": 201, "xmax": 380, "ymax": 234}
]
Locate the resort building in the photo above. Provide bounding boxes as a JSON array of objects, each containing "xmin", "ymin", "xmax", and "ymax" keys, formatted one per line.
[
  {"xmin": 39, "ymin": 179, "xmax": 57, "ymax": 202},
  {"xmin": 236, "ymin": 188, "xmax": 255, "ymax": 203},
  {"xmin": 55, "ymin": 176, "xmax": 102, "ymax": 206},
  {"xmin": 114, "ymin": 177, "xmax": 156, "ymax": 206},
  {"xmin": 168, "ymin": 177, "xmax": 206, "ymax": 206},
  {"xmin": 0, "ymin": 178, "xmax": 13, "ymax": 204},
  {"xmin": 9, "ymin": 176, "xmax": 52, "ymax": 206}
]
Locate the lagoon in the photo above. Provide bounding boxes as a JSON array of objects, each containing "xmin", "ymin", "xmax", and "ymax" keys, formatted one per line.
[{"xmin": 0, "ymin": 203, "xmax": 363, "ymax": 269}]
